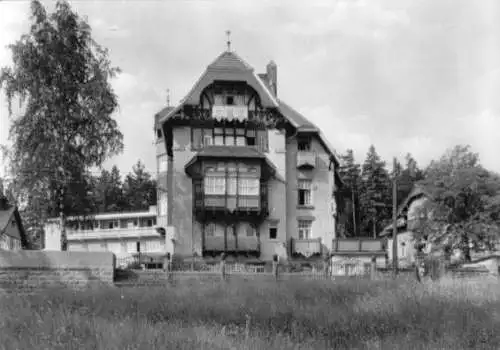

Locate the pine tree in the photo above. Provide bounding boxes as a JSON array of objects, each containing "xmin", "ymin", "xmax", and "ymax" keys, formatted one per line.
[
  {"xmin": 123, "ymin": 160, "xmax": 157, "ymax": 212},
  {"xmin": 338, "ymin": 149, "xmax": 361, "ymax": 236},
  {"xmin": 359, "ymin": 145, "xmax": 392, "ymax": 237}
]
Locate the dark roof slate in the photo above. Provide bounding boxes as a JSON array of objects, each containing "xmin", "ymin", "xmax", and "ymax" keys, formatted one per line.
[{"xmin": 207, "ymin": 51, "xmax": 253, "ymax": 71}]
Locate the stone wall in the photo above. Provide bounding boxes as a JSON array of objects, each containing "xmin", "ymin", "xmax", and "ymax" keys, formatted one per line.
[{"xmin": 0, "ymin": 250, "xmax": 115, "ymax": 294}]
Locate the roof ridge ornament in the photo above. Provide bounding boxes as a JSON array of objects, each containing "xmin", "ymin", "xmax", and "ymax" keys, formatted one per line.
[{"xmin": 226, "ymin": 30, "xmax": 231, "ymax": 52}]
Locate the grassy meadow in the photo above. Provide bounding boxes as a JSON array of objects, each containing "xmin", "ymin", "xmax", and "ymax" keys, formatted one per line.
[{"xmin": 1, "ymin": 277, "xmax": 499, "ymax": 349}]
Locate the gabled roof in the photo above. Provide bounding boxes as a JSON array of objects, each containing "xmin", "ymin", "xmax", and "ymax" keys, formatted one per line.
[
  {"xmin": 0, "ymin": 206, "xmax": 16, "ymax": 235},
  {"xmin": 0, "ymin": 204, "xmax": 28, "ymax": 248},
  {"xmin": 154, "ymin": 106, "xmax": 175, "ymax": 126},
  {"xmin": 207, "ymin": 51, "xmax": 253, "ymax": 71},
  {"xmin": 379, "ymin": 185, "xmax": 430, "ymax": 237},
  {"xmin": 158, "ymin": 51, "xmax": 279, "ymax": 116},
  {"xmin": 155, "ymin": 50, "xmax": 341, "ymax": 168}
]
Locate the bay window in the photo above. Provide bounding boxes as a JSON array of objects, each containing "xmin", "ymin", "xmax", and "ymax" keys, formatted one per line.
[
  {"xmin": 204, "ymin": 175, "xmax": 226, "ymax": 195},
  {"xmin": 238, "ymin": 177, "xmax": 259, "ymax": 196}
]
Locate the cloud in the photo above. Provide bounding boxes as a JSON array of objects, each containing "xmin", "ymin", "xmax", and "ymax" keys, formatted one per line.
[
  {"xmin": 459, "ymin": 110, "xmax": 500, "ymax": 173},
  {"xmin": 1, "ymin": 0, "xmax": 500, "ymax": 178}
]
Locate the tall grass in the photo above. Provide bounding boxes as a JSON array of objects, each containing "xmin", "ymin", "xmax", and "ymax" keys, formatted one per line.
[{"xmin": 1, "ymin": 277, "xmax": 499, "ymax": 349}]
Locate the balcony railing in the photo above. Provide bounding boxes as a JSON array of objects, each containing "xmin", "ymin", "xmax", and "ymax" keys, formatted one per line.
[
  {"xmin": 297, "ymin": 151, "xmax": 316, "ymax": 168},
  {"xmin": 212, "ymin": 105, "xmax": 249, "ymax": 121},
  {"xmin": 67, "ymin": 227, "xmax": 161, "ymax": 240},
  {"xmin": 204, "ymin": 236, "xmax": 225, "ymax": 251},
  {"xmin": 291, "ymin": 238, "xmax": 322, "ymax": 257},
  {"xmin": 237, "ymin": 236, "xmax": 259, "ymax": 251},
  {"xmin": 332, "ymin": 238, "xmax": 385, "ymax": 255},
  {"xmin": 203, "ymin": 236, "xmax": 259, "ymax": 253}
]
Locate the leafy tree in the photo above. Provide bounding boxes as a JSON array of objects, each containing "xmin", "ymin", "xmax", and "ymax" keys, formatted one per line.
[
  {"xmin": 0, "ymin": 0, "xmax": 123, "ymax": 249},
  {"xmin": 414, "ymin": 145, "xmax": 500, "ymax": 260},
  {"xmin": 123, "ymin": 160, "xmax": 157, "ymax": 212},
  {"xmin": 359, "ymin": 145, "xmax": 392, "ymax": 237},
  {"xmin": 338, "ymin": 149, "xmax": 361, "ymax": 236}
]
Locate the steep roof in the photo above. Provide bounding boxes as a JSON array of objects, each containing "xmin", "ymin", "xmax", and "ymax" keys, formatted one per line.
[
  {"xmin": 0, "ymin": 204, "xmax": 27, "ymax": 248},
  {"xmin": 207, "ymin": 51, "xmax": 253, "ymax": 71},
  {"xmin": 155, "ymin": 50, "xmax": 340, "ymax": 166},
  {"xmin": 0, "ymin": 206, "xmax": 16, "ymax": 235},
  {"xmin": 379, "ymin": 185, "xmax": 431, "ymax": 237},
  {"xmin": 276, "ymin": 100, "xmax": 317, "ymax": 130}
]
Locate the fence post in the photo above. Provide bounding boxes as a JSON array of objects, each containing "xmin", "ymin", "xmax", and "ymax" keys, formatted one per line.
[
  {"xmin": 324, "ymin": 255, "xmax": 330, "ymax": 279},
  {"xmin": 272, "ymin": 254, "xmax": 279, "ymax": 281},
  {"xmin": 164, "ymin": 253, "xmax": 172, "ymax": 284},
  {"xmin": 370, "ymin": 256, "xmax": 376, "ymax": 280},
  {"xmin": 220, "ymin": 253, "xmax": 227, "ymax": 282}
]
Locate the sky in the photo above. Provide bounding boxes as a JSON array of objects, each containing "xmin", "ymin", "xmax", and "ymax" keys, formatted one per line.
[{"xmin": 1, "ymin": 0, "xmax": 500, "ymax": 179}]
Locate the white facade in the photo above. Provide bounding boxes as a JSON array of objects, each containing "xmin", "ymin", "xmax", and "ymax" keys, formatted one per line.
[{"xmin": 43, "ymin": 206, "xmax": 170, "ymax": 258}]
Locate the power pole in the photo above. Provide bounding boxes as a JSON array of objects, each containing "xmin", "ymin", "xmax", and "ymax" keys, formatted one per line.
[
  {"xmin": 351, "ymin": 185, "xmax": 357, "ymax": 237},
  {"xmin": 392, "ymin": 157, "xmax": 398, "ymax": 278}
]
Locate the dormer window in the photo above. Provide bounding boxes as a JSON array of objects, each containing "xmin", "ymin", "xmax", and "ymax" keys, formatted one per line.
[
  {"xmin": 226, "ymin": 96, "xmax": 234, "ymax": 105},
  {"xmin": 298, "ymin": 137, "xmax": 311, "ymax": 151}
]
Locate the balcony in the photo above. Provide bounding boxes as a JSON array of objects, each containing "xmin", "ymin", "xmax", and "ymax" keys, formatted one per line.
[
  {"xmin": 332, "ymin": 238, "xmax": 386, "ymax": 256},
  {"xmin": 291, "ymin": 238, "xmax": 322, "ymax": 258},
  {"xmin": 194, "ymin": 184, "xmax": 268, "ymax": 220},
  {"xmin": 212, "ymin": 105, "xmax": 249, "ymax": 121},
  {"xmin": 203, "ymin": 236, "xmax": 260, "ymax": 254},
  {"xmin": 297, "ymin": 151, "xmax": 316, "ymax": 169},
  {"xmin": 67, "ymin": 227, "xmax": 161, "ymax": 240}
]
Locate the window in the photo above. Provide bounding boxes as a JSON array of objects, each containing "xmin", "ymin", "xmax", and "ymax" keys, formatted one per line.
[
  {"xmin": 269, "ymin": 224, "xmax": 277, "ymax": 239},
  {"xmin": 298, "ymin": 179, "xmax": 312, "ymax": 206},
  {"xmin": 136, "ymin": 241, "xmax": 141, "ymax": 253},
  {"xmin": 147, "ymin": 219, "xmax": 154, "ymax": 227},
  {"xmin": 159, "ymin": 193, "xmax": 168, "ymax": 216},
  {"xmin": 203, "ymin": 135, "xmax": 213, "ymax": 146},
  {"xmin": 100, "ymin": 242, "xmax": 108, "ymax": 251},
  {"xmin": 204, "ymin": 175, "xmax": 226, "ymax": 195},
  {"xmin": 214, "ymin": 223, "xmax": 225, "ymax": 237},
  {"xmin": 213, "ymin": 128, "xmax": 223, "ymax": 145},
  {"xmin": 246, "ymin": 224, "xmax": 256, "ymax": 237},
  {"xmin": 238, "ymin": 177, "xmax": 260, "ymax": 196},
  {"xmin": 156, "ymin": 128, "xmax": 162, "ymax": 139},
  {"xmin": 120, "ymin": 241, "xmax": 127, "ymax": 253},
  {"xmin": 226, "ymin": 96, "xmax": 234, "ymax": 105},
  {"xmin": 298, "ymin": 137, "xmax": 311, "ymax": 151},
  {"xmin": 298, "ymin": 220, "xmax": 312, "ymax": 239},
  {"xmin": 205, "ymin": 223, "xmax": 215, "ymax": 237},
  {"xmin": 158, "ymin": 154, "xmax": 168, "ymax": 173},
  {"xmin": 227, "ymin": 173, "xmax": 237, "ymax": 195}
]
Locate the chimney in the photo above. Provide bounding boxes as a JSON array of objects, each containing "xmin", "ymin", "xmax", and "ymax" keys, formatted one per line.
[{"xmin": 266, "ymin": 60, "xmax": 277, "ymax": 97}]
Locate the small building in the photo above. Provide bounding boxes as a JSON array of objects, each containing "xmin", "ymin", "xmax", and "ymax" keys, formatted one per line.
[
  {"xmin": 43, "ymin": 206, "xmax": 167, "ymax": 263},
  {"xmin": 0, "ymin": 196, "xmax": 26, "ymax": 250},
  {"xmin": 380, "ymin": 186, "xmax": 431, "ymax": 266},
  {"xmin": 330, "ymin": 237, "xmax": 387, "ymax": 275}
]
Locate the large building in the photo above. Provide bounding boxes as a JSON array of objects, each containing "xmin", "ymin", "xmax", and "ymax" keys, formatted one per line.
[{"xmin": 154, "ymin": 47, "xmax": 343, "ymax": 262}]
